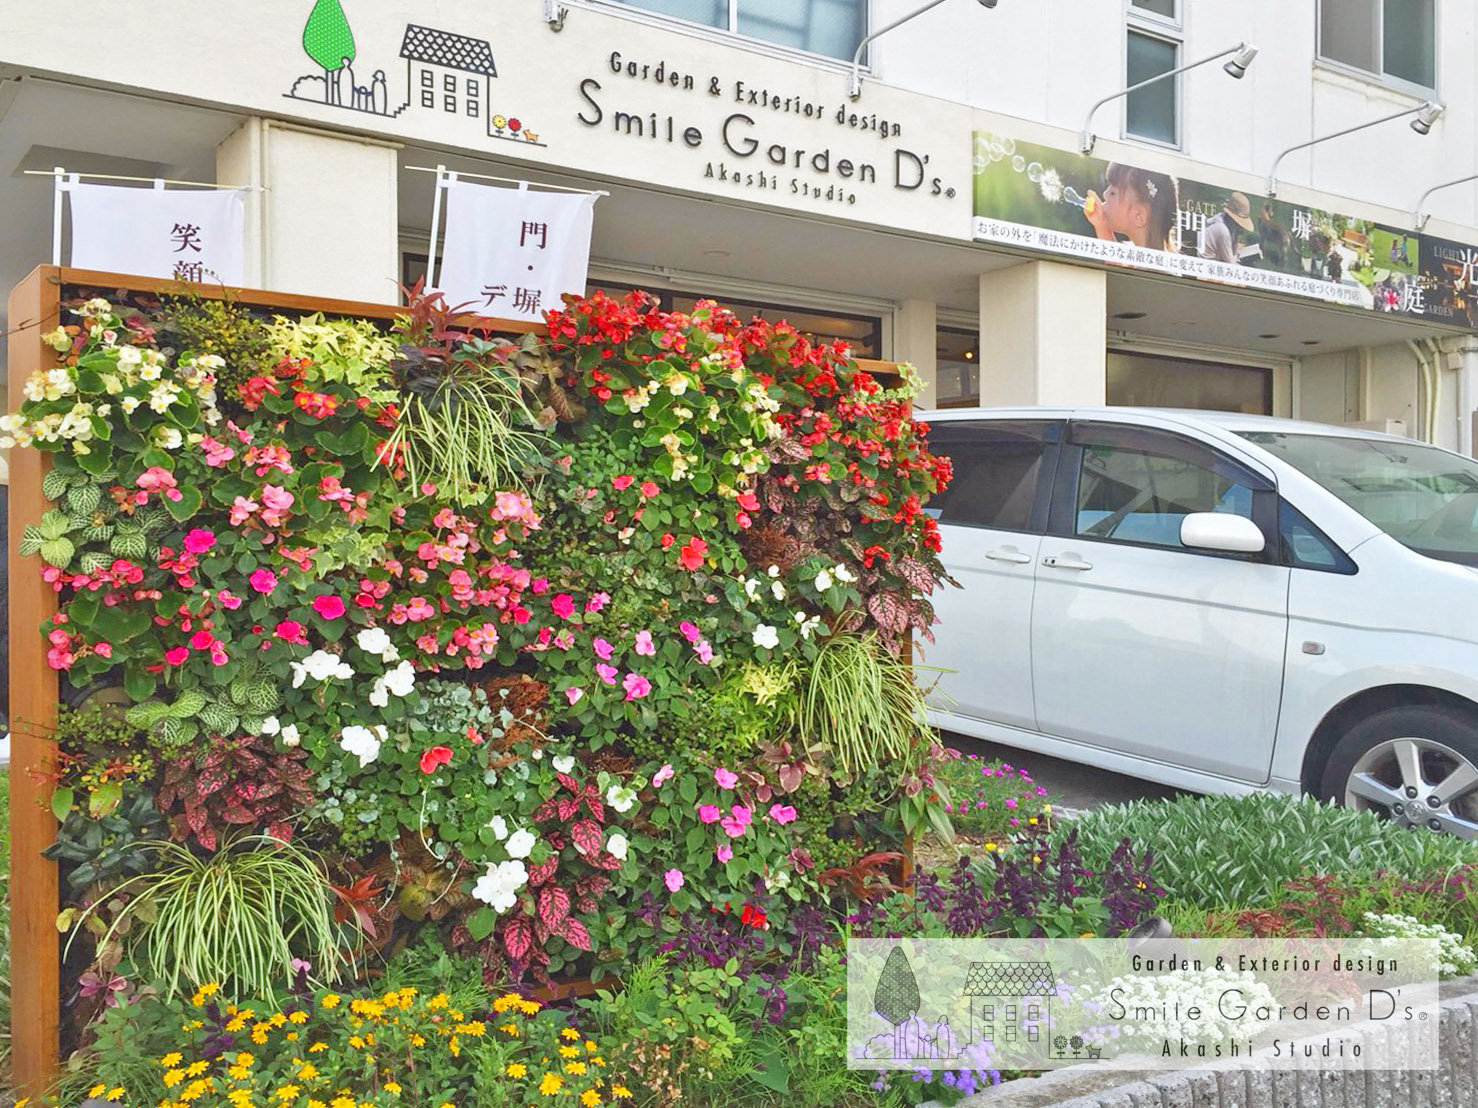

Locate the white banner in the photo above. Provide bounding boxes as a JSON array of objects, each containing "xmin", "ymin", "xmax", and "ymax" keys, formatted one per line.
[
  {"xmin": 435, "ymin": 179, "xmax": 597, "ymax": 322},
  {"xmin": 67, "ymin": 181, "xmax": 246, "ymax": 285}
]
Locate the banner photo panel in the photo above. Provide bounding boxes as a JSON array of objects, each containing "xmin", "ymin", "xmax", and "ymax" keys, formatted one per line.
[{"xmin": 970, "ymin": 132, "xmax": 1432, "ymax": 319}]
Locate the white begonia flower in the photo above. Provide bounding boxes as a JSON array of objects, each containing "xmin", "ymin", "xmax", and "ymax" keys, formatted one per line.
[
  {"xmin": 814, "ymin": 569, "xmax": 834, "ymax": 592},
  {"xmin": 552, "ymin": 755, "xmax": 575, "ymax": 774},
  {"xmin": 834, "ymin": 563, "xmax": 857, "ymax": 584},
  {"xmin": 771, "ymin": 580, "xmax": 786, "ymax": 601},
  {"xmin": 472, "ymin": 859, "xmax": 529, "ymax": 915},
  {"xmin": 115, "ymin": 345, "xmax": 143, "ymax": 370},
  {"xmin": 355, "ymin": 627, "xmax": 399, "ymax": 662},
  {"xmin": 153, "ymin": 426, "xmax": 184, "ymax": 450},
  {"xmin": 138, "ymin": 360, "xmax": 163, "ymax": 382},
  {"xmin": 606, "ymin": 832, "xmax": 629, "ymax": 861},
  {"xmin": 504, "ymin": 829, "xmax": 537, "ymax": 859},
  {"xmin": 489, "ymin": 815, "xmax": 509, "ymax": 840},
  {"xmin": 280, "ymin": 724, "xmax": 301, "ymax": 747},
  {"xmin": 606, "ymin": 784, "xmax": 638, "ymax": 814},
  {"xmin": 339, "ymin": 724, "xmax": 385, "ymax": 767},
  {"xmin": 752, "ymin": 624, "xmax": 780, "ymax": 650},
  {"xmin": 120, "ymin": 395, "xmax": 142, "ymax": 415},
  {"xmin": 259, "ymin": 716, "xmax": 281, "ymax": 735},
  {"xmin": 291, "ymin": 649, "xmax": 355, "ymax": 688}
]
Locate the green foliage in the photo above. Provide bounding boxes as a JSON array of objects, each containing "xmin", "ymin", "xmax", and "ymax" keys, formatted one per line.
[
  {"xmin": 1067, "ymin": 793, "xmax": 1478, "ymax": 907},
  {"xmin": 44, "ymin": 791, "xmax": 168, "ymax": 891},
  {"xmin": 73, "ymin": 836, "xmax": 343, "ymax": 1000},
  {"xmin": 265, "ymin": 312, "xmax": 397, "ymax": 392},
  {"xmin": 159, "ymin": 290, "xmax": 274, "ymax": 396}
]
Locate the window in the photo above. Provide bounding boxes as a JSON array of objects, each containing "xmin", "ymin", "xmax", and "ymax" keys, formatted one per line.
[
  {"xmin": 467, "ymin": 78, "xmax": 479, "ymax": 95},
  {"xmin": 421, "ymin": 90, "xmax": 435, "ymax": 108},
  {"xmin": 613, "ymin": 0, "xmax": 865, "ymax": 61},
  {"xmin": 1279, "ymin": 502, "xmax": 1357, "ymax": 573},
  {"xmin": 1131, "ymin": 0, "xmax": 1175, "ymax": 17},
  {"xmin": 444, "ymin": 95, "xmax": 457, "ymax": 113},
  {"xmin": 420, "ymin": 70, "xmax": 434, "ymax": 88},
  {"xmin": 935, "ymin": 327, "xmax": 980, "ymax": 408},
  {"xmin": 467, "ymin": 100, "xmax": 480, "ymax": 117},
  {"xmin": 1319, "ymin": 0, "xmax": 1435, "ymax": 91},
  {"xmin": 925, "ymin": 421, "xmax": 1056, "ymax": 532},
  {"xmin": 1071, "ymin": 425, "xmax": 1263, "ymax": 551},
  {"xmin": 1107, "ymin": 350, "xmax": 1273, "ymax": 414},
  {"xmin": 444, "ymin": 74, "xmax": 457, "ymax": 92},
  {"xmin": 1126, "ymin": 28, "xmax": 1179, "ymax": 144}
]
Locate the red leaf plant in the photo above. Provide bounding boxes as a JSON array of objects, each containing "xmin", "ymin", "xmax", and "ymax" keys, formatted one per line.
[{"xmin": 154, "ymin": 732, "xmax": 314, "ymax": 852}]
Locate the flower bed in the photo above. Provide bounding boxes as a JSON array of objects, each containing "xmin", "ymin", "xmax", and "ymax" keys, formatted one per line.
[{"xmin": 4, "ymin": 277, "xmax": 959, "ymax": 1105}]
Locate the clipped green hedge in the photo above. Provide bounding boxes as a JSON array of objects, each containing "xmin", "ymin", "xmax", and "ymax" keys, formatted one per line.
[{"xmin": 1065, "ymin": 792, "xmax": 1478, "ymax": 907}]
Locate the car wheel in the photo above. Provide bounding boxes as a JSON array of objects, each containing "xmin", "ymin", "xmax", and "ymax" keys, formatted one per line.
[{"xmin": 1320, "ymin": 705, "xmax": 1478, "ymax": 840}]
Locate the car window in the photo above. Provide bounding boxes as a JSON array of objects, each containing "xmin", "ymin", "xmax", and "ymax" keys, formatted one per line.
[
  {"xmin": 1279, "ymin": 501, "xmax": 1357, "ymax": 574},
  {"xmin": 1073, "ymin": 438, "xmax": 1257, "ymax": 551},
  {"xmin": 926, "ymin": 421, "xmax": 1056, "ymax": 532}
]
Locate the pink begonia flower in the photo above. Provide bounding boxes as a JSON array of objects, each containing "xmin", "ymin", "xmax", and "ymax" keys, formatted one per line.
[
  {"xmin": 275, "ymin": 620, "xmax": 308, "ymax": 645},
  {"xmin": 134, "ymin": 467, "xmax": 182, "ymax": 504},
  {"xmin": 566, "ymin": 687, "xmax": 584, "ymax": 705},
  {"xmin": 93, "ymin": 642, "xmax": 112, "ymax": 659},
  {"xmin": 697, "ymin": 804, "xmax": 722, "ymax": 824},
  {"xmin": 634, "ymin": 630, "xmax": 656, "ymax": 656},
  {"xmin": 595, "ymin": 663, "xmax": 618, "ymax": 686},
  {"xmin": 249, "ymin": 568, "xmax": 278, "ymax": 594},
  {"xmin": 611, "ymin": 474, "xmax": 635, "ymax": 491},
  {"xmin": 714, "ymin": 767, "xmax": 738, "ymax": 789},
  {"xmin": 183, "ymin": 528, "xmax": 217, "ymax": 555},
  {"xmin": 664, "ymin": 868, "xmax": 684, "ymax": 893},
  {"xmin": 652, "ymin": 763, "xmax": 674, "ymax": 787},
  {"xmin": 768, "ymin": 804, "xmax": 798, "ymax": 825},
  {"xmin": 679, "ymin": 621, "xmax": 701, "ymax": 643},
  {"xmin": 720, "ymin": 805, "xmax": 753, "ymax": 838},
  {"xmin": 164, "ymin": 647, "xmax": 189, "ymax": 666},
  {"xmin": 200, "ymin": 436, "xmax": 236, "ymax": 467},
  {"xmin": 550, "ymin": 593, "xmax": 576, "ymax": 620},
  {"xmin": 640, "ymin": 481, "xmax": 660, "ymax": 498},
  {"xmin": 716, "ymin": 843, "xmax": 733, "ymax": 863},
  {"xmin": 593, "ymin": 637, "xmax": 614, "ymax": 661},
  {"xmin": 230, "ymin": 496, "xmax": 258, "ymax": 526},
  {"xmin": 584, "ymin": 591, "xmax": 609, "ymax": 614},
  {"xmin": 311, "ymin": 594, "xmax": 346, "ymax": 620},
  {"xmin": 623, "ymin": 672, "xmax": 652, "ymax": 701},
  {"xmin": 260, "ymin": 484, "xmax": 294, "ymax": 513}
]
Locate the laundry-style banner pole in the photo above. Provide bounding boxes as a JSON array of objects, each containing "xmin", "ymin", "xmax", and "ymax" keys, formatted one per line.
[{"xmin": 411, "ymin": 163, "xmax": 604, "ymax": 322}]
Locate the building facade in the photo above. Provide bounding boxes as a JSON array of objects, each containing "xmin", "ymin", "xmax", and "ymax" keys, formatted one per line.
[{"xmin": 3, "ymin": 0, "xmax": 1477, "ymax": 452}]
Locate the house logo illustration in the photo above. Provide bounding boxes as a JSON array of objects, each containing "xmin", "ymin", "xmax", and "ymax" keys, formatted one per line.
[
  {"xmin": 284, "ymin": 0, "xmax": 547, "ymax": 146},
  {"xmin": 962, "ymin": 960, "xmax": 1075, "ymax": 1056}
]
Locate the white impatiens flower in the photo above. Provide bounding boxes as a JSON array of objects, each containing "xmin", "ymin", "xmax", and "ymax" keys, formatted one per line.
[
  {"xmin": 771, "ymin": 580, "xmax": 786, "ymax": 601},
  {"xmin": 605, "ymin": 832, "xmax": 629, "ymax": 861},
  {"xmin": 795, "ymin": 612, "xmax": 822, "ymax": 640},
  {"xmin": 606, "ymin": 784, "xmax": 638, "ymax": 814},
  {"xmin": 472, "ymin": 859, "xmax": 529, "ymax": 915},
  {"xmin": 280, "ymin": 724, "xmax": 301, "ymax": 747},
  {"xmin": 381, "ymin": 660, "xmax": 416, "ymax": 697},
  {"xmin": 291, "ymin": 649, "xmax": 355, "ymax": 688},
  {"xmin": 552, "ymin": 755, "xmax": 575, "ymax": 774},
  {"xmin": 833, "ymin": 563, "xmax": 857, "ymax": 584},
  {"xmin": 814, "ymin": 569, "xmax": 834, "ymax": 592},
  {"xmin": 767, "ymin": 564, "xmax": 781, "ymax": 578},
  {"xmin": 259, "ymin": 716, "xmax": 281, "ymax": 735},
  {"xmin": 339, "ymin": 724, "xmax": 386, "ymax": 767},
  {"xmin": 355, "ymin": 627, "xmax": 400, "ymax": 662},
  {"xmin": 743, "ymin": 578, "xmax": 761, "ymax": 601},
  {"xmin": 489, "ymin": 815, "xmax": 509, "ymax": 840},
  {"xmin": 504, "ymin": 829, "xmax": 537, "ymax": 859},
  {"xmin": 752, "ymin": 624, "xmax": 780, "ymax": 650}
]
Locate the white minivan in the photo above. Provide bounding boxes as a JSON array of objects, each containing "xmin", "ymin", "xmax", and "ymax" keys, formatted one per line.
[{"xmin": 920, "ymin": 407, "xmax": 1478, "ymax": 837}]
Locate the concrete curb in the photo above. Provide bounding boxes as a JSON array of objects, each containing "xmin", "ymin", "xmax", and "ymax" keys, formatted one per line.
[{"xmin": 936, "ymin": 977, "xmax": 1478, "ymax": 1108}]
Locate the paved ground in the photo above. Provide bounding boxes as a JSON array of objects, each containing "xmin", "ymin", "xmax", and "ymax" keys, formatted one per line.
[{"xmin": 939, "ymin": 729, "xmax": 1183, "ymax": 814}]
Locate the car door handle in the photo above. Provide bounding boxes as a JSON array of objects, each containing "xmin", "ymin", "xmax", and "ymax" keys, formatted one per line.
[
  {"xmin": 986, "ymin": 548, "xmax": 1032, "ymax": 564},
  {"xmin": 1042, "ymin": 554, "xmax": 1093, "ymax": 571}
]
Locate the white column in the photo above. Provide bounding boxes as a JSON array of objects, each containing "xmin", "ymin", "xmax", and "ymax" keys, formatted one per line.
[
  {"xmin": 217, "ymin": 119, "xmax": 401, "ymax": 302},
  {"xmin": 895, "ymin": 299, "xmax": 937, "ymax": 408},
  {"xmin": 978, "ymin": 261, "xmax": 1106, "ymax": 407}
]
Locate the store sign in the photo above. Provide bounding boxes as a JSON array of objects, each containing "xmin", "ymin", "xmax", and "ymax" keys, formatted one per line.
[
  {"xmin": 972, "ymin": 132, "xmax": 1428, "ymax": 317},
  {"xmin": 434, "ymin": 179, "xmax": 597, "ymax": 322},
  {"xmin": 66, "ymin": 181, "xmax": 245, "ymax": 285},
  {"xmin": 1418, "ymin": 234, "xmax": 1478, "ymax": 327}
]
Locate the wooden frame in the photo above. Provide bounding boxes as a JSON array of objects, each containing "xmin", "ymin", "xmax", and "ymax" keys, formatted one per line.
[{"xmin": 5, "ymin": 265, "xmax": 904, "ymax": 1094}]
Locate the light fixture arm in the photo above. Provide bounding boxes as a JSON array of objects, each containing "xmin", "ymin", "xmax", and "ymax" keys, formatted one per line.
[
  {"xmin": 1266, "ymin": 105, "xmax": 1423, "ymax": 196},
  {"xmin": 543, "ymin": 0, "xmax": 567, "ymax": 31},
  {"xmin": 1079, "ymin": 42, "xmax": 1251, "ymax": 154},
  {"xmin": 1416, "ymin": 172, "xmax": 1478, "ymax": 230},
  {"xmin": 849, "ymin": 0, "xmax": 952, "ymax": 100}
]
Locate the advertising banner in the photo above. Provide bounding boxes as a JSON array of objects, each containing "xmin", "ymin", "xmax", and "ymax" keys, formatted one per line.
[
  {"xmin": 67, "ymin": 181, "xmax": 246, "ymax": 286},
  {"xmin": 971, "ymin": 132, "xmax": 1430, "ymax": 318}
]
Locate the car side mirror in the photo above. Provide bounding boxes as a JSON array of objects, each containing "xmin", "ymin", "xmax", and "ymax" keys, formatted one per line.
[{"xmin": 1180, "ymin": 512, "xmax": 1265, "ymax": 554}]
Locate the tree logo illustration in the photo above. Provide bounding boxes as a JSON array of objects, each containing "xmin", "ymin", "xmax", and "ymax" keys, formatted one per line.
[
  {"xmin": 303, "ymin": 0, "xmax": 356, "ymax": 90},
  {"xmin": 874, "ymin": 944, "xmax": 922, "ymax": 1057}
]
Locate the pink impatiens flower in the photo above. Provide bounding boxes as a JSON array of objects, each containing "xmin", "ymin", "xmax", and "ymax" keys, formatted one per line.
[
  {"xmin": 679, "ymin": 621, "xmax": 701, "ymax": 643},
  {"xmin": 595, "ymin": 663, "xmax": 618, "ymax": 686},
  {"xmin": 550, "ymin": 593, "xmax": 576, "ymax": 620},
  {"xmin": 311, "ymin": 594, "xmax": 346, "ymax": 620},
  {"xmin": 652, "ymin": 763, "xmax": 674, "ymax": 787},
  {"xmin": 623, "ymin": 673, "xmax": 651, "ymax": 701},
  {"xmin": 584, "ymin": 592, "xmax": 609, "ymax": 614},
  {"xmin": 275, "ymin": 620, "xmax": 308, "ymax": 645},
  {"xmin": 697, "ymin": 804, "xmax": 721, "ymax": 824},
  {"xmin": 248, "ymin": 568, "xmax": 279, "ymax": 595},
  {"xmin": 714, "ymin": 767, "xmax": 738, "ymax": 789},
  {"xmin": 164, "ymin": 647, "xmax": 189, "ymax": 666},
  {"xmin": 611, "ymin": 474, "xmax": 635, "ymax": 491},
  {"xmin": 566, "ymin": 686, "xmax": 584, "ymax": 705},
  {"xmin": 768, "ymin": 804, "xmax": 798, "ymax": 825},
  {"xmin": 633, "ymin": 630, "xmax": 656, "ymax": 656},
  {"xmin": 640, "ymin": 481, "xmax": 659, "ymax": 498},
  {"xmin": 182, "ymin": 528, "xmax": 217, "ymax": 555},
  {"xmin": 593, "ymin": 637, "xmax": 614, "ymax": 661},
  {"xmin": 664, "ymin": 868, "xmax": 684, "ymax": 893},
  {"xmin": 720, "ymin": 805, "xmax": 753, "ymax": 838},
  {"xmin": 716, "ymin": 843, "xmax": 733, "ymax": 863}
]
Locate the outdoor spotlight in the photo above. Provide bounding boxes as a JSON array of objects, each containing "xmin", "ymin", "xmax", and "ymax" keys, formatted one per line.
[
  {"xmin": 1222, "ymin": 43, "xmax": 1258, "ymax": 79},
  {"xmin": 1411, "ymin": 100, "xmax": 1445, "ymax": 135}
]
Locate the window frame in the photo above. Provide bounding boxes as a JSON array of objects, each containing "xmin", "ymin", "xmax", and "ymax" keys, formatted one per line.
[
  {"xmin": 1315, "ymin": 0, "xmax": 1438, "ymax": 97},
  {"xmin": 1123, "ymin": 20, "xmax": 1183, "ymax": 150},
  {"xmin": 923, "ymin": 419, "xmax": 1063, "ymax": 536},
  {"xmin": 586, "ymin": 0, "xmax": 868, "ymax": 67},
  {"xmin": 1049, "ymin": 421, "xmax": 1279, "ymax": 561}
]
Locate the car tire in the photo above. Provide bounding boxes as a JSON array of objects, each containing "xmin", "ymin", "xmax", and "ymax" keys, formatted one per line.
[{"xmin": 1319, "ymin": 704, "xmax": 1478, "ymax": 839}]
